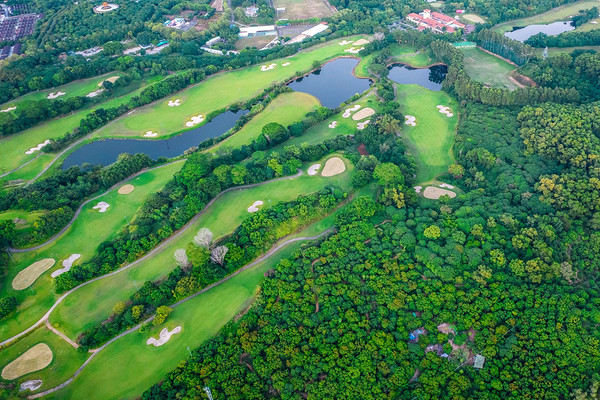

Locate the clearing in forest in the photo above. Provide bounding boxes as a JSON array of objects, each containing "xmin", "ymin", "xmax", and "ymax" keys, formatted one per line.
[
  {"xmin": 273, "ymin": 0, "xmax": 333, "ymax": 20},
  {"xmin": 459, "ymin": 47, "xmax": 519, "ymax": 90}
]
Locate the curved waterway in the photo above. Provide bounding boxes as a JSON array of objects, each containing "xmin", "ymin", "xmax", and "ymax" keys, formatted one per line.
[
  {"xmin": 287, "ymin": 57, "xmax": 372, "ymax": 108},
  {"xmin": 505, "ymin": 21, "xmax": 574, "ymax": 42},
  {"xmin": 388, "ymin": 64, "xmax": 448, "ymax": 91}
]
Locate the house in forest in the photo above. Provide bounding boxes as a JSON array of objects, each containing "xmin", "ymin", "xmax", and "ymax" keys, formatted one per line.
[{"xmin": 406, "ymin": 9, "xmax": 465, "ymax": 33}]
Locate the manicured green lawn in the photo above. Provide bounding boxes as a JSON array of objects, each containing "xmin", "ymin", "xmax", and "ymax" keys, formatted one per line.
[
  {"xmin": 209, "ymin": 91, "xmax": 320, "ymax": 153},
  {"xmin": 0, "ymin": 161, "xmax": 183, "ymax": 343},
  {"xmin": 0, "ymin": 325, "xmax": 87, "ymax": 393},
  {"xmin": 391, "ymin": 45, "xmax": 434, "ymax": 67},
  {"xmin": 92, "ymin": 35, "xmax": 367, "ymax": 140},
  {"xmin": 50, "ymin": 159, "xmax": 354, "ymax": 340},
  {"xmin": 0, "ymin": 210, "xmax": 46, "ymax": 230},
  {"xmin": 395, "ymin": 85, "xmax": 457, "ymax": 183},
  {"xmin": 533, "ymin": 45, "xmax": 600, "ymax": 57},
  {"xmin": 459, "ymin": 47, "xmax": 519, "ymax": 90}
]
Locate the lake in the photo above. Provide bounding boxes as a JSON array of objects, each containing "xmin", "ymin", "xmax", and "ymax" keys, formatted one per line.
[
  {"xmin": 505, "ymin": 21, "xmax": 575, "ymax": 42},
  {"xmin": 387, "ymin": 64, "xmax": 448, "ymax": 91}
]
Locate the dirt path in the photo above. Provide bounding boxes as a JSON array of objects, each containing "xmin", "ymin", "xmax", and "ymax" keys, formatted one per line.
[
  {"xmin": 27, "ymin": 227, "xmax": 332, "ymax": 399},
  {"xmin": 0, "ymin": 170, "xmax": 303, "ymax": 348},
  {"xmin": 45, "ymin": 320, "xmax": 78, "ymax": 349}
]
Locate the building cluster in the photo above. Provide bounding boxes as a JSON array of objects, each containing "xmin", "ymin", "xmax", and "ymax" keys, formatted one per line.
[
  {"xmin": 0, "ymin": 42, "xmax": 21, "ymax": 60},
  {"xmin": 0, "ymin": 3, "xmax": 41, "ymax": 42},
  {"xmin": 163, "ymin": 18, "xmax": 186, "ymax": 29},
  {"xmin": 406, "ymin": 9, "xmax": 465, "ymax": 33}
]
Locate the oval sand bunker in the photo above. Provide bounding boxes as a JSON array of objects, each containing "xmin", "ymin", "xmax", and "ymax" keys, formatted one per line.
[
  {"xmin": 248, "ymin": 200, "xmax": 264, "ymax": 213},
  {"xmin": 321, "ymin": 157, "xmax": 346, "ymax": 177},
  {"xmin": 118, "ymin": 184, "xmax": 135, "ymax": 195},
  {"xmin": 2, "ymin": 343, "xmax": 53, "ymax": 380},
  {"xmin": 147, "ymin": 326, "xmax": 182, "ymax": 347},
  {"xmin": 12, "ymin": 258, "xmax": 56, "ymax": 290},
  {"xmin": 423, "ymin": 186, "xmax": 456, "ymax": 200}
]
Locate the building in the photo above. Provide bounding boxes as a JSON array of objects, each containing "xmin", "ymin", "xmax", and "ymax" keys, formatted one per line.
[
  {"xmin": 474, "ymin": 354, "xmax": 486, "ymax": 369},
  {"xmin": 286, "ymin": 22, "xmax": 329, "ymax": 44},
  {"xmin": 0, "ymin": 12, "xmax": 41, "ymax": 42},
  {"xmin": 244, "ymin": 5, "xmax": 258, "ymax": 18},
  {"xmin": 238, "ymin": 25, "xmax": 277, "ymax": 38},
  {"xmin": 406, "ymin": 9, "xmax": 465, "ymax": 33}
]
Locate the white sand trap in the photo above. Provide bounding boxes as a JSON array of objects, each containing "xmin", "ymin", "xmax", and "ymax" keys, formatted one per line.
[
  {"xmin": 143, "ymin": 131, "xmax": 158, "ymax": 137},
  {"xmin": 338, "ymin": 40, "xmax": 354, "ymax": 45},
  {"xmin": 12, "ymin": 259, "xmax": 56, "ymax": 290},
  {"xmin": 282, "ymin": 62, "xmax": 291, "ymax": 66},
  {"xmin": 118, "ymin": 184, "xmax": 134, "ymax": 195},
  {"xmin": 185, "ymin": 114, "xmax": 204, "ymax": 127},
  {"xmin": 147, "ymin": 326, "xmax": 182, "ymax": 347},
  {"xmin": 414, "ymin": 185, "xmax": 422, "ymax": 194},
  {"xmin": 343, "ymin": 105, "xmax": 361, "ymax": 118},
  {"xmin": 439, "ymin": 183, "xmax": 455, "ymax": 189},
  {"xmin": 446, "ymin": 113, "xmax": 453, "ymax": 117},
  {"xmin": 423, "ymin": 186, "xmax": 456, "ymax": 200},
  {"xmin": 344, "ymin": 47, "xmax": 364, "ymax": 54},
  {"xmin": 93, "ymin": 201, "xmax": 110, "ymax": 212},
  {"xmin": 47, "ymin": 91, "xmax": 65, "ymax": 99},
  {"xmin": 328, "ymin": 121, "xmax": 338, "ymax": 128},
  {"xmin": 168, "ymin": 99, "xmax": 181, "ymax": 107},
  {"xmin": 1, "ymin": 106, "xmax": 16, "ymax": 112},
  {"xmin": 260, "ymin": 63, "xmax": 277, "ymax": 71},
  {"xmin": 99, "ymin": 76, "xmax": 120, "ymax": 87},
  {"xmin": 1, "ymin": 343, "xmax": 53, "ymax": 380},
  {"xmin": 20, "ymin": 380, "xmax": 43, "ymax": 392},
  {"xmin": 352, "ymin": 107, "xmax": 375, "ymax": 121},
  {"xmin": 357, "ymin": 120, "xmax": 370, "ymax": 130},
  {"xmin": 322, "ymin": 157, "xmax": 346, "ymax": 177},
  {"xmin": 51, "ymin": 254, "xmax": 81, "ymax": 278},
  {"xmin": 353, "ymin": 39, "xmax": 370, "ymax": 46},
  {"xmin": 405, "ymin": 115, "xmax": 416, "ymax": 126},
  {"xmin": 86, "ymin": 89, "xmax": 104, "ymax": 98},
  {"xmin": 25, "ymin": 139, "xmax": 51, "ymax": 155},
  {"xmin": 308, "ymin": 164, "xmax": 321, "ymax": 176},
  {"xmin": 436, "ymin": 105, "xmax": 454, "ymax": 117},
  {"xmin": 247, "ymin": 200, "xmax": 264, "ymax": 213}
]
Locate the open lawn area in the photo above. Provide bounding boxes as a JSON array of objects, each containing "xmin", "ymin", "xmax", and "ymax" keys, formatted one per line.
[
  {"xmin": 0, "ymin": 210, "xmax": 46, "ymax": 232},
  {"xmin": 396, "ymin": 85, "xmax": 457, "ymax": 183},
  {"xmin": 460, "ymin": 13, "xmax": 486, "ymax": 24},
  {"xmin": 0, "ymin": 161, "xmax": 183, "ymax": 343},
  {"xmin": 91, "ymin": 36, "xmax": 367, "ymax": 141},
  {"xmin": 210, "ymin": 92, "xmax": 320, "ymax": 152},
  {"xmin": 459, "ymin": 47, "xmax": 519, "ymax": 90},
  {"xmin": 235, "ymin": 35, "xmax": 276, "ymax": 50},
  {"xmin": 534, "ymin": 45, "xmax": 600, "ymax": 57},
  {"xmin": 273, "ymin": 0, "xmax": 332, "ymax": 20},
  {"xmin": 391, "ymin": 45, "xmax": 434, "ymax": 67}
]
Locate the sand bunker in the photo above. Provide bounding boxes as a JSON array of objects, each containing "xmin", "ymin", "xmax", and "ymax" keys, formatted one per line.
[
  {"xmin": 93, "ymin": 201, "xmax": 110, "ymax": 212},
  {"xmin": 414, "ymin": 185, "xmax": 422, "ymax": 194},
  {"xmin": 147, "ymin": 326, "xmax": 182, "ymax": 347},
  {"xmin": 247, "ymin": 200, "xmax": 263, "ymax": 213},
  {"xmin": 185, "ymin": 114, "xmax": 204, "ymax": 127},
  {"xmin": 405, "ymin": 115, "xmax": 416, "ymax": 126},
  {"xmin": 423, "ymin": 186, "xmax": 456, "ymax": 200},
  {"xmin": 344, "ymin": 47, "xmax": 364, "ymax": 54},
  {"xmin": 338, "ymin": 40, "xmax": 354, "ymax": 45},
  {"xmin": 439, "ymin": 183, "xmax": 455, "ymax": 189},
  {"xmin": 99, "ymin": 76, "xmax": 120, "ymax": 87},
  {"xmin": 260, "ymin": 63, "xmax": 276, "ymax": 71},
  {"xmin": 343, "ymin": 105, "xmax": 361, "ymax": 118},
  {"xmin": 12, "ymin": 259, "xmax": 56, "ymax": 290},
  {"xmin": 357, "ymin": 120, "xmax": 370, "ymax": 130},
  {"xmin": 51, "ymin": 254, "xmax": 81, "ymax": 278},
  {"xmin": 322, "ymin": 157, "xmax": 346, "ymax": 177},
  {"xmin": 25, "ymin": 139, "xmax": 51, "ymax": 155},
  {"xmin": 308, "ymin": 164, "xmax": 321, "ymax": 176},
  {"xmin": 118, "ymin": 184, "xmax": 135, "ymax": 195},
  {"xmin": 47, "ymin": 91, "xmax": 65, "ymax": 99},
  {"xmin": 86, "ymin": 89, "xmax": 104, "ymax": 98},
  {"xmin": 143, "ymin": 131, "xmax": 158, "ymax": 138},
  {"xmin": 168, "ymin": 99, "xmax": 181, "ymax": 107},
  {"xmin": 1, "ymin": 343, "xmax": 53, "ymax": 380},
  {"xmin": 436, "ymin": 105, "xmax": 454, "ymax": 117},
  {"xmin": 20, "ymin": 380, "xmax": 43, "ymax": 392},
  {"xmin": 1, "ymin": 106, "xmax": 16, "ymax": 113},
  {"xmin": 282, "ymin": 62, "xmax": 290, "ymax": 66},
  {"xmin": 352, "ymin": 107, "xmax": 375, "ymax": 121},
  {"xmin": 328, "ymin": 121, "xmax": 338, "ymax": 128},
  {"xmin": 353, "ymin": 39, "xmax": 370, "ymax": 46}
]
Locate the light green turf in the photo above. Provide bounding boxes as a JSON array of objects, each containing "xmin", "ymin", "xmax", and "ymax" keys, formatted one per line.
[
  {"xmin": 493, "ymin": 0, "xmax": 600, "ymax": 34},
  {"xmin": 459, "ymin": 47, "xmax": 519, "ymax": 90},
  {"xmin": 0, "ymin": 161, "xmax": 184, "ymax": 343},
  {"xmin": 92, "ymin": 35, "xmax": 367, "ymax": 140},
  {"xmin": 396, "ymin": 85, "xmax": 457, "ymax": 183},
  {"xmin": 391, "ymin": 45, "xmax": 434, "ymax": 67},
  {"xmin": 0, "ymin": 325, "xmax": 87, "ymax": 393},
  {"xmin": 533, "ymin": 45, "xmax": 600, "ymax": 56},
  {"xmin": 50, "ymin": 158, "xmax": 354, "ymax": 340},
  {"xmin": 209, "ymin": 91, "xmax": 321, "ymax": 153},
  {"xmin": 0, "ymin": 210, "xmax": 46, "ymax": 230}
]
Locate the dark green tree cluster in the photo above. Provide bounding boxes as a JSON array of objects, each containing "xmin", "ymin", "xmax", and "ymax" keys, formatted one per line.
[{"xmin": 526, "ymin": 29, "xmax": 600, "ymax": 47}]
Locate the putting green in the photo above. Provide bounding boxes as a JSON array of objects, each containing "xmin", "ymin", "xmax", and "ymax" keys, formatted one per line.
[
  {"xmin": 396, "ymin": 85, "xmax": 457, "ymax": 183},
  {"xmin": 0, "ymin": 161, "xmax": 184, "ymax": 343},
  {"xmin": 459, "ymin": 47, "xmax": 519, "ymax": 90}
]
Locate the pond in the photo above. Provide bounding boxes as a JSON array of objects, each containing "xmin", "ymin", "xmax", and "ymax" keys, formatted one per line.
[
  {"xmin": 62, "ymin": 110, "xmax": 248, "ymax": 169},
  {"xmin": 287, "ymin": 57, "xmax": 372, "ymax": 108},
  {"xmin": 387, "ymin": 64, "xmax": 448, "ymax": 91},
  {"xmin": 504, "ymin": 21, "xmax": 575, "ymax": 42}
]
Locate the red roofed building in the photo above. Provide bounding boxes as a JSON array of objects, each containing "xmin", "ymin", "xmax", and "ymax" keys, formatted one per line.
[{"xmin": 406, "ymin": 9, "xmax": 464, "ymax": 33}]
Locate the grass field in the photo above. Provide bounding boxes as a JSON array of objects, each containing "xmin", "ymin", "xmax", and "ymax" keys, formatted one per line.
[
  {"xmin": 396, "ymin": 85, "xmax": 457, "ymax": 183},
  {"xmin": 273, "ymin": 0, "xmax": 332, "ymax": 20},
  {"xmin": 459, "ymin": 47, "xmax": 519, "ymax": 90},
  {"xmin": 534, "ymin": 45, "xmax": 600, "ymax": 56},
  {"xmin": 92, "ymin": 36, "xmax": 366, "ymax": 141},
  {"xmin": 460, "ymin": 13, "xmax": 486, "ymax": 24},
  {"xmin": 209, "ymin": 92, "xmax": 320, "ymax": 152},
  {"xmin": 0, "ymin": 210, "xmax": 46, "ymax": 231},
  {"xmin": 0, "ymin": 161, "xmax": 183, "ymax": 343},
  {"xmin": 391, "ymin": 45, "xmax": 434, "ymax": 67},
  {"xmin": 493, "ymin": 0, "xmax": 600, "ymax": 34},
  {"xmin": 235, "ymin": 36, "xmax": 275, "ymax": 50},
  {"xmin": 50, "ymin": 160, "xmax": 354, "ymax": 340}
]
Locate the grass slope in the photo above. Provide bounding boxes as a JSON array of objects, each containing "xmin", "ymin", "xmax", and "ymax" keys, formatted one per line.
[
  {"xmin": 396, "ymin": 85, "xmax": 457, "ymax": 183},
  {"xmin": 272, "ymin": 0, "xmax": 332, "ymax": 20},
  {"xmin": 459, "ymin": 47, "xmax": 519, "ymax": 90},
  {"xmin": 0, "ymin": 161, "xmax": 184, "ymax": 342}
]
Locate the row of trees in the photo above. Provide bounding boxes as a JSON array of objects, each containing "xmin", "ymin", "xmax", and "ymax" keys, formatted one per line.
[{"xmin": 526, "ymin": 29, "xmax": 600, "ymax": 48}]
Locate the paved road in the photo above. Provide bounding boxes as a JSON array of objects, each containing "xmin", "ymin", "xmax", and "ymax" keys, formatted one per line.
[
  {"xmin": 28, "ymin": 227, "xmax": 332, "ymax": 399},
  {"xmin": 0, "ymin": 153, "xmax": 42, "ymax": 179}
]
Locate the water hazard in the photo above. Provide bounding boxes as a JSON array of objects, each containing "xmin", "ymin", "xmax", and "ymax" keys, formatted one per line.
[
  {"xmin": 505, "ymin": 21, "xmax": 575, "ymax": 42},
  {"xmin": 387, "ymin": 64, "xmax": 448, "ymax": 91}
]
